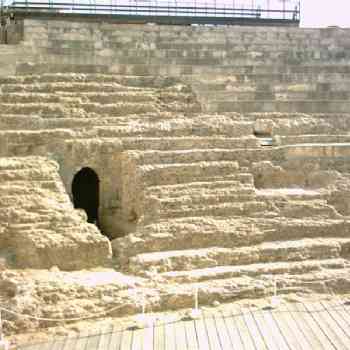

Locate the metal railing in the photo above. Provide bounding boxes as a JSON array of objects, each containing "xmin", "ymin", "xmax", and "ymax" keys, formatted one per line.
[{"xmin": 4, "ymin": 0, "xmax": 300, "ymax": 23}]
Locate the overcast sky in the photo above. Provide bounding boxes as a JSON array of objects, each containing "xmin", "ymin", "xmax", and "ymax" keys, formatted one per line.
[{"xmin": 301, "ymin": 0, "xmax": 350, "ymax": 28}]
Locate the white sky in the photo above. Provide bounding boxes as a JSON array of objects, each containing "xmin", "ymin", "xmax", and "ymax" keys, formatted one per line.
[{"xmin": 301, "ymin": 0, "xmax": 350, "ymax": 28}]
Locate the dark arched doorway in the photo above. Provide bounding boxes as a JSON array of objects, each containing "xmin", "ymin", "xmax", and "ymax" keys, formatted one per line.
[{"xmin": 72, "ymin": 167, "xmax": 100, "ymax": 226}]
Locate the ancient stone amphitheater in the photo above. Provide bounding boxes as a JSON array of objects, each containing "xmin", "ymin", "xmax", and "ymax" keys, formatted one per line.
[{"xmin": 1, "ymin": 18, "xmax": 350, "ymax": 334}]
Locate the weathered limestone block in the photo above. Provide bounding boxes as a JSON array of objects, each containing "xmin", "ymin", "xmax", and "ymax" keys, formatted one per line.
[
  {"xmin": 2, "ymin": 18, "xmax": 350, "ymax": 332},
  {"xmin": 0, "ymin": 157, "xmax": 111, "ymax": 270}
]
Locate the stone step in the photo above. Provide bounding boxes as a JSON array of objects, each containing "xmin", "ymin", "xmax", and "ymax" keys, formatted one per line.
[
  {"xmin": 131, "ymin": 149, "xmax": 259, "ymax": 166},
  {"xmin": 263, "ymin": 218, "xmax": 350, "ymax": 242},
  {"xmin": 0, "ymin": 74, "xmax": 180, "ymax": 88},
  {"xmin": 210, "ymin": 100, "xmax": 350, "ymax": 114},
  {"xmin": 152, "ymin": 192, "xmax": 339, "ymax": 220},
  {"xmin": 192, "ymin": 64, "xmax": 350, "ymax": 75},
  {"xmin": 7, "ymin": 221, "xmax": 55, "ymax": 231},
  {"xmin": 13, "ymin": 62, "xmax": 350, "ymax": 79},
  {"xmin": 273, "ymin": 199, "xmax": 341, "ymax": 219},
  {"xmin": 0, "ymin": 114, "xmax": 46, "ymax": 130},
  {"xmin": 112, "ymin": 218, "xmax": 263, "ymax": 264},
  {"xmin": 121, "ymin": 136, "xmax": 259, "ymax": 150},
  {"xmin": 0, "ymin": 102, "xmax": 159, "ymax": 117},
  {"xmin": 0, "ymin": 93, "xmax": 62, "ymax": 104},
  {"xmin": 113, "ymin": 217, "xmax": 350, "ymax": 264},
  {"xmin": 139, "ymin": 161, "xmax": 241, "ymax": 186},
  {"xmin": 96, "ymin": 118, "xmax": 253, "ymax": 138},
  {"xmin": 0, "ymin": 91, "xmax": 158, "ymax": 104},
  {"xmin": 4, "ymin": 68, "xmax": 350, "ymax": 87},
  {"xmin": 256, "ymin": 188, "xmax": 326, "ymax": 201},
  {"xmin": 158, "ymin": 267, "xmax": 350, "ymax": 309},
  {"xmin": 281, "ymin": 143, "xmax": 350, "ymax": 160},
  {"xmin": 0, "ymin": 182, "xmax": 59, "ymax": 195},
  {"xmin": 0, "ymin": 157, "xmax": 50, "ymax": 170},
  {"xmin": 101, "ymin": 46, "xmax": 347, "ymax": 57},
  {"xmin": 277, "ymin": 134, "xmax": 350, "ymax": 145},
  {"xmin": 156, "ymin": 200, "xmax": 268, "ymax": 220},
  {"xmin": 108, "ymin": 62, "xmax": 350, "ymax": 76},
  {"xmin": 14, "ymin": 61, "xmax": 329, "ymax": 78},
  {"xmin": 192, "ymin": 75, "xmax": 350, "ymax": 89},
  {"xmin": 83, "ymin": 51, "xmax": 350, "ymax": 67},
  {"xmin": 160, "ymin": 258, "xmax": 349, "ymax": 283},
  {"xmin": 0, "ymin": 169, "xmax": 55, "ymax": 182},
  {"xmin": 0, "ymin": 180, "xmax": 62, "ymax": 191},
  {"xmin": 147, "ymin": 180, "xmax": 255, "ymax": 198},
  {"xmin": 0, "ymin": 207, "xmax": 69, "ymax": 224},
  {"xmin": 204, "ymin": 90, "xmax": 350, "ymax": 102},
  {"xmin": 1, "ymin": 81, "xmax": 153, "ymax": 93},
  {"xmin": 251, "ymin": 115, "xmax": 350, "ymax": 137},
  {"xmin": 194, "ymin": 173, "xmax": 254, "ymax": 185},
  {"xmin": 0, "ymin": 194, "xmax": 67, "ymax": 208},
  {"xmin": 128, "ymin": 238, "xmax": 350, "ymax": 274},
  {"xmin": 3, "ymin": 114, "xmax": 248, "ymax": 133}
]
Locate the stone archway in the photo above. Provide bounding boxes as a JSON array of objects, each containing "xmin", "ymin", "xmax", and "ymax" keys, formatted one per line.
[{"xmin": 72, "ymin": 167, "xmax": 100, "ymax": 226}]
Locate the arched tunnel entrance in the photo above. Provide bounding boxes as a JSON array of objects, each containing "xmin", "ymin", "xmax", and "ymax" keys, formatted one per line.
[{"xmin": 72, "ymin": 167, "xmax": 100, "ymax": 226}]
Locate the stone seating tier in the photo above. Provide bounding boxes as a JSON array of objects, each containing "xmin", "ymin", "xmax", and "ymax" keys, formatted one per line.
[{"xmin": 1, "ymin": 20, "xmax": 350, "ymax": 332}]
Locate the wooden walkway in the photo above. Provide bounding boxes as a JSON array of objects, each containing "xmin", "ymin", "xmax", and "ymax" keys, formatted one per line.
[{"xmin": 18, "ymin": 299, "xmax": 350, "ymax": 349}]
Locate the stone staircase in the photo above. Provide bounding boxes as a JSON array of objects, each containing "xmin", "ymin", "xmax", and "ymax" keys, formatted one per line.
[
  {"xmin": 1, "ymin": 73, "xmax": 350, "ymax": 295},
  {"xmin": 1, "ymin": 21, "xmax": 350, "ymax": 331}
]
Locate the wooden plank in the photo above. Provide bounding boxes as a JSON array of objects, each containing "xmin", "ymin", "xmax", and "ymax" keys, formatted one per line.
[
  {"xmin": 184, "ymin": 320, "xmax": 199, "ymax": 350},
  {"xmin": 202, "ymin": 312, "xmax": 222, "ymax": 350},
  {"xmin": 174, "ymin": 319, "xmax": 187, "ymax": 350},
  {"xmin": 251, "ymin": 308, "xmax": 279, "ymax": 350},
  {"xmin": 304, "ymin": 302, "xmax": 349, "ymax": 350},
  {"xmin": 233, "ymin": 306, "xmax": 257, "ymax": 350},
  {"xmin": 143, "ymin": 323, "xmax": 154, "ymax": 350},
  {"xmin": 73, "ymin": 330, "xmax": 90, "ymax": 350},
  {"xmin": 344, "ymin": 300, "xmax": 350, "ymax": 316},
  {"xmin": 61, "ymin": 335, "xmax": 78, "ymax": 350},
  {"xmin": 213, "ymin": 312, "xmax": 233, "ymax": 350},
  {"xmin": 220, "ymin": 310, "xmax": 244, "ymax": 350},
  {"xmin": 108, "ymin": 326, "xmax": 123, "ymax": 350},
  {"xmin": 120, "ymin": 328, "xmax": 133, "ymax": 350},
  {"xmin": 323, "ymin": 300, "xmax": 350, "ymax": 338},
  {"xmin": 194, "ymin": 314, "xmax": 210, "ymax": 350},
  {"xmin": 97, "ymin": 325, "xmax": 113, "ymax": 350},
  {"xmin": 154, "ymin": 322, "xmax": 165, "ymax": 350},
  {"xmin": 85, "ymin": 331, "xmax": 102, "ymax": 350},
  {"xmin": 285, "ymin": 302, "xmax": 324, "ymax": 350},
  {"xmin": 339, "ymin": 301, "xmax": 350, "ymax": 325},
  {"xmin": 271, "ymin": 304, "xmax": 307, "ymax": 350},
  {"xmin": 164, "ymin": 319, "xmax": 176, "ymax": 350},
  {"xmin": 131, "ymin": 327, "xmax": 145, "ymax": 350},
  {"xmin": 242, "ymin": 308, "xmax": 268, "ymax": 350},
  {"xmin": 261, "ymin": 309, "xmax": 290, "ymax": 350},
  {"xmin": 292, "ymin": 302, "xmax": 335, "ymax": 350}
]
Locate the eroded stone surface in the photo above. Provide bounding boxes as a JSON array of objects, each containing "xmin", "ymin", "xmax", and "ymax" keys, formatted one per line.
[{"xmin": 1, "ymin": 21, "xmax": 350, "ymax": 337}]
